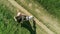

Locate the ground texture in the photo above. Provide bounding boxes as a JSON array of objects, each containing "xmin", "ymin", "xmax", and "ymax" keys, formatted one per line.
[{"xmin": 0, "ymin": 0, "xmax": 60, "ymax": 34}]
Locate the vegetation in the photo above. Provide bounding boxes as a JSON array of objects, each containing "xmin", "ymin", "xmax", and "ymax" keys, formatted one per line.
[
  {"xmin": 35, "ymin": 0, "xmax": 60, "ymax": 19},
  {"xmin": 0, "ymin": 0, "xmax": 46, "ymax": 34},
  {"xmin": 0, "ymin": 0, "xmax": 60, "ymax": 34},
  {"xmin": 15, "ymin": 0, "xmax": 60, "ymax": 34},
  {"xmin": 0, "ymin": 0, "xmax": 31, "ymax": 34}
]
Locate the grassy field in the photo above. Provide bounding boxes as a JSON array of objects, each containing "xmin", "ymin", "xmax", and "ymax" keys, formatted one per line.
[
  {"xmin": 0, "ymin": 0, "xmax": 19, "ymax": 34},
  {"xmin": 15, "ymin": 0, "xmax": 60, "ymax": 34},
  {"xmin": 0, "ymin": 0, "xmax": 48, "ymax": 34},
  {"xmin": 0, "ymin": 0, "xmax": 31, "ymax": 34},
  {"xmin": 0, "ymin": 0, "xmax": 60, "ymax": 34},
  {"xmin": 35, "ymin": 0, "xmax": 60, "ymax": 19}
]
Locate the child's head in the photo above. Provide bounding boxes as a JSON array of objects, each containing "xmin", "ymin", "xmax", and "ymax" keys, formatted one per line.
[{"xmin": 17, "ymin": 12, "xmax": 21, "ymax": 16}]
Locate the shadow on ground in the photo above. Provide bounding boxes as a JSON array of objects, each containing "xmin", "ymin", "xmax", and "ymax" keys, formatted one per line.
[{"xmin": 21, "ymin": 20, "xmax": 36, "ymax": 34}]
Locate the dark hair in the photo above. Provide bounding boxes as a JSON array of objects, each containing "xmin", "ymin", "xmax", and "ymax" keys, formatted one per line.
[{"xmin": 15, "ymin": 16, "xmax": 22, "ymax": 23}]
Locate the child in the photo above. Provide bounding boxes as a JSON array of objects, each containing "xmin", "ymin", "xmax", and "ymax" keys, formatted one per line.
[{"xmin": 14, "ymin": 12, "xmax": 34, "ymax": 23}]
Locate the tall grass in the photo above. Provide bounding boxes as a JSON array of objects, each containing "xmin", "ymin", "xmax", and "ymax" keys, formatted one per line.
[
  {"xmin": 0, "ymin": 0, "xmax": 36, "ymax": 34},
  {"xmin": 15, "ymin": 0, "xmax": 60, "ymax": 34},
  {"xmin": 35, "ymin": 0, "xmax": 60, "ymax": 19},
  {"xmin": 0, "ymin": 2, "xmax": 19, "ymax": 34}
]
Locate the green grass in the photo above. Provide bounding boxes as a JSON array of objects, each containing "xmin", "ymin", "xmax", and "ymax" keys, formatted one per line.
[
  {"xmin": 35, "ymin": 0, "xmax": 60, "ymax": 19},
  {"xmin": 15, "ymin": 0, "xmax": 49, "ymax": 34},
  {"xmin": 1, "ymin": 0, "xmax": 60, "ymax": 34},
  {"xmin": 15, "ymin": 0, "xmax": 60, "ymax": 34},
  {"xmin": 0, "ymin": 0, "xmax": 19, "ymax": 34},
  {"xmin": 0, "ymin": 0, "xmax": 33, "ymax": 34}
]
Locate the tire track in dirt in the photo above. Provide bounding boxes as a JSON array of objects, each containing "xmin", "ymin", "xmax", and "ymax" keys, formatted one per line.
[{"xmin": 8, "ymin": 0, "xmax": 54, "ymax": 34}]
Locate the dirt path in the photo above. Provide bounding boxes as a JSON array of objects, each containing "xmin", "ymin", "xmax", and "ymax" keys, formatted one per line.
[{"xmin": 8, "ymin": 0, "xmax": 54, "ymax": 34}]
